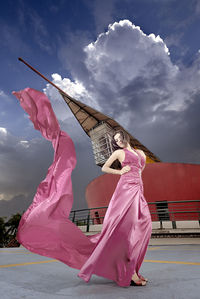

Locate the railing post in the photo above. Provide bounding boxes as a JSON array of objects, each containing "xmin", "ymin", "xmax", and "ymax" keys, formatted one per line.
[
  {"xmin": 86, "ymin": 211, "xmax": 90, "ymax": 232},
  {"xmin": 172, "ymin": 220, "xmax": 177, "ymax": 229},
  {"xmin": 171, "ymin": 209, "xmax": 177, "ymax": 229},
  {"xmin": 198, "ymin": 212, "xmax": 200, "ymax": 226},
  {"xmin": 160, "ymin": 220, "xmax": 163, "ymax": 229},
  {"xmin": 72, "ymin": 211, "xmax": 76, "ymax": 223}
]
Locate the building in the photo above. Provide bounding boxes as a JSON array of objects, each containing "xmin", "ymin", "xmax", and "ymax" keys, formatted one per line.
[{"xmin": 85, "ymin": 163, "xmax": 200, "ymax": 224}]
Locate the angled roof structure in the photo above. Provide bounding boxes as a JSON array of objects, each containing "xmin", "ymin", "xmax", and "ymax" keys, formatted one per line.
[
  {"xmin": 60, "ymin": 91, "xmax": 161, "ymax": 163},
  {"xmin": 18, "ymin": 57, "xmax": 161, "ymax": 164}
]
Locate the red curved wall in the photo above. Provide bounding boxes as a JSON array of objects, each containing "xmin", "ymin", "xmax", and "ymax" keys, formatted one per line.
[{"xmin": 85, "ymin": 163, "xmax": 200, "ymax": 222}]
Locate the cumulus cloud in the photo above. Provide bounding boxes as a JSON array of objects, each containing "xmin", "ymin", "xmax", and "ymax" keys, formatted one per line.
[
  {"xmin": 0, "ymin": 127, "xmax": 7, "ymax": 136},
  {"xmin": 43, "ymin": 73, "xmax": 101, "ymax": 146},
  {"xmin": 51, "ymin": 20, "xmax": 200, "ymax": 163},
  {"xmin": 83, "ymin": 20, "xmax": 180, "ymax": 109},
  {"xmin": 43, "ymin": 73, "xmax": 100, "ymax": 121}
]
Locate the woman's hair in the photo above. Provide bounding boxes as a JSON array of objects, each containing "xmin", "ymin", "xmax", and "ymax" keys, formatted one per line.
[
  {"xmin": 109, "ymin": 129, "xmax": 130, "ymax": 170},
  {"xmin": 111, "ymin": 129, "xmax": 130, "ymax": 151}
]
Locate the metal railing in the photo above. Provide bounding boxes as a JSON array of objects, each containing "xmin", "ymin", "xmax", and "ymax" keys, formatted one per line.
[{"xmin": 69, "ymin": 200, "xmax": 200, "ymax": 232}]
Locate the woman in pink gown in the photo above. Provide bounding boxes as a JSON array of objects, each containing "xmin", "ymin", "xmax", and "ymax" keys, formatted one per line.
[
  {"xmin": 13, "ymin": 88, "xmax": 151, "ymax": 288},
  {"xmin": 78, "ymin": 130, "xmax": 152, "ymax": 286}
]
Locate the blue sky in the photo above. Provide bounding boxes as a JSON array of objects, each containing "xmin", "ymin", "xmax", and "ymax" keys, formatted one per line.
[{"xmin": 1, "ymin": 0, "xmax": 200, "ymax": 217}]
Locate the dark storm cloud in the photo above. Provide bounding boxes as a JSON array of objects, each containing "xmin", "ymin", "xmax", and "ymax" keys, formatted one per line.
[
  {"xmin": 0, "ymin": 127, "xmax": 53, "ymax": 203},
  {"xmin": 0, "ymin": 194, "xmax": 33, "ymax": 219},
  {"xmin": 0, "ymin": 105, "xmax": 102, "ymax": 217}
]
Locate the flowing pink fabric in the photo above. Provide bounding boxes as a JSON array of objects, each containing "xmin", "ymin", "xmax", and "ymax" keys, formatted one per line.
[{"xmin": 13, "ymin": 88, "xmax": 152, "ymax": 287}]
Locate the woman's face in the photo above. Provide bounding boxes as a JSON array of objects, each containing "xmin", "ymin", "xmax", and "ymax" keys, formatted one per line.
[{"xmin": 114, "ymin": 133, "xmax": 125, "ymax": 148}]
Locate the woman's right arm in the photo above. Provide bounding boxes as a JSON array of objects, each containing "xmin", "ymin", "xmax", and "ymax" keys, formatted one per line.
[{"xmin": 101, "ymin": 150, "xmax": 122, "ymax": 175}]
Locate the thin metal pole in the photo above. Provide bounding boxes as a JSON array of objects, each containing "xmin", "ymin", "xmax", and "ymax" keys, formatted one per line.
[
  {"xmin": 17, "ymin": 57, "xmax": 100, "ymax": 134},
  {"xmin": 18, "ymin": 57, "xmax": 94, "ymax": 139},
  {"xmin": 86, "ymin": 211, "xmax": 90, "ymax": 233},
  {"xmin": 18, "ymin": 57, "xmax": 72, "ymax": 98}
]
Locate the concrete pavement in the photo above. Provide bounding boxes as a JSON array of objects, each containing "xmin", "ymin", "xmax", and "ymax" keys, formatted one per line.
[{"xmin": 0, "ymin": 238, "xmax": 200, "ymax": 299}]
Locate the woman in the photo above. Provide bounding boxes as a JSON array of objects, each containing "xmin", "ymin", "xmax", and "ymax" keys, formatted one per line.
[
  {"xmin": 101, "ymin": 129, "xmax": 152, "ymax": 286},
  {"xmin": 78, "ymin": 129, "xmax": 152, "ymax": 287},
  {"xmin": 14, "ymin": 88, "xmax": 151, "ymax": 288}
]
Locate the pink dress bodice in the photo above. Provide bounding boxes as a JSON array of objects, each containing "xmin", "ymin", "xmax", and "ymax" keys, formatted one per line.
[{"xmin": 121, "ymin": 148, "xmax": 145, "ymax": 184}]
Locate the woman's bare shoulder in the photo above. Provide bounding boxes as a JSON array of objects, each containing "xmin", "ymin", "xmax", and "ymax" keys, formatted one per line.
[
  {"xmin": 114, "ymin": 149, "xmax": 124, "ymax": 156},
  {"xmin": 110, "ymin": 149, "xmax": 124, "ymax": 159},
  {"xmin": 103, "ymin": 149, "xmax": 124, "ymax": 167},
  {"xmin": 113, "ymin": 149, "xmax": 125, "ymax": 163},
  {"xmin": 137, "ymin": 149, "xmax": 146, "ymax": 157},
  {"xmin": 115, "ymin": 149, "xmax": 124, "ymax": 153}
]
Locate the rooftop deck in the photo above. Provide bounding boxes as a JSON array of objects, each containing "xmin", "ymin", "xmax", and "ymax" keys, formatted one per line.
[{"xmin": 1, "ymin": 238, "xmax": 200, "ymax": 299}]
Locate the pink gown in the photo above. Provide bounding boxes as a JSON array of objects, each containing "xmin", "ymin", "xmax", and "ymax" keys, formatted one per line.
[
  {"xmin": 13, "ymin": 88, "xmax": 152, "ymax": 288},
  {"xmin": 78, "ymin": 148, "xmax": 152, "ymax": 286}
]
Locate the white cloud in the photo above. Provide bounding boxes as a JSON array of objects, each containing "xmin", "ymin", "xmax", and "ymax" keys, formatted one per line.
[
  {"xmin": 43, "ymin": 73, "xmax": 101, "ymax": 124},
  {"xmin": 0, "ymin": 127, "xmax": 8, "ymax": 146},
  {"xmin": 84, "ymin": 20, "xmax": 177, "ymax": 95},
  {"xmin": 52, "ymin": 19, "xmax": 200, "ymax": 163},
  {"xmin": 19, "ymin": 140, "xmax": 30, "ymax": 148},
  {"xmin": 0, "ymin": 127, "xmax": 7, "ymax": 135},
  {"xmin": 80, "ymin": 19, "xmax": 199, "ymax": 116},
  {"xmin": 0, "ymin": 89, "xmax": 13, "ymax": 103}
]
